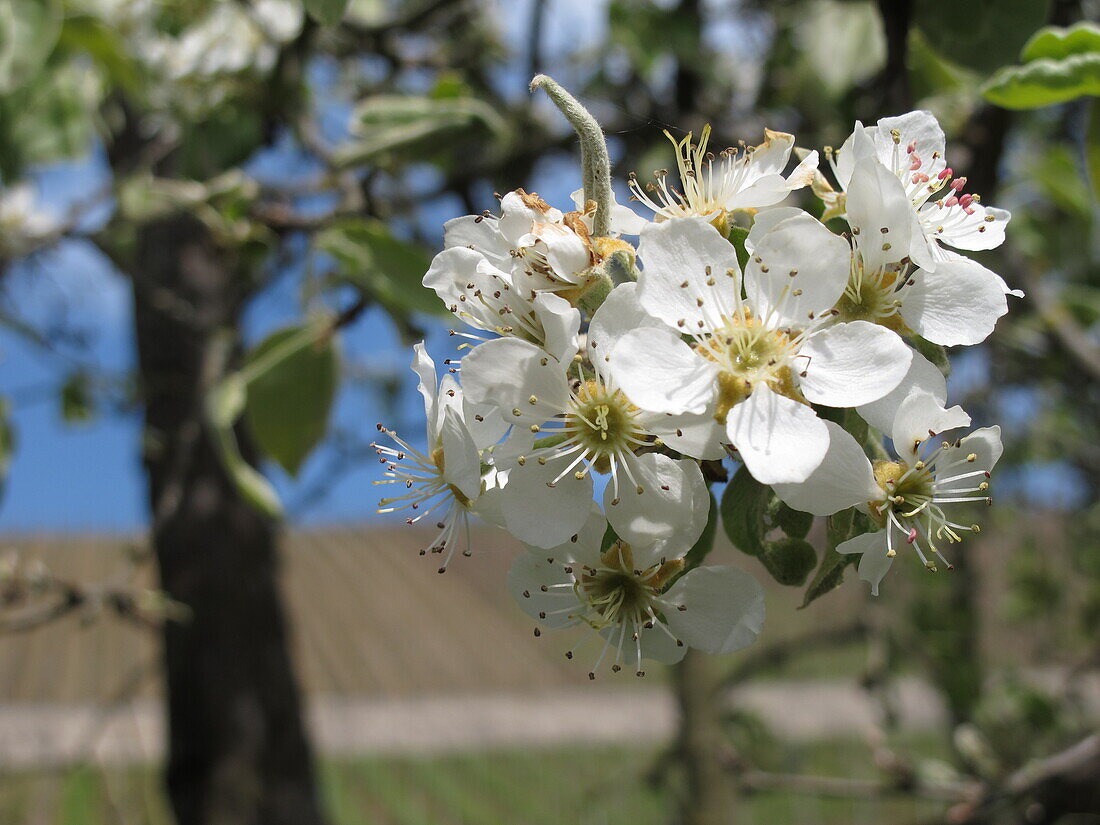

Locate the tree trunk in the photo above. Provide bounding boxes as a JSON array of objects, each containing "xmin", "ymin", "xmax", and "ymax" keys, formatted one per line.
[
  {"xmin": 674, "ymin": 649, "xmax": 736, "ymax": 825},
  {"xmin": 131, "ymin": 214, "xmax": 326, "ymax": 825}
]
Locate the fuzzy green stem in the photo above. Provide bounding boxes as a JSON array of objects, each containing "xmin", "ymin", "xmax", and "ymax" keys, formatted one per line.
[{"xmin": 529, "ymin": 74, "xmax": 613, "ymax": 237}]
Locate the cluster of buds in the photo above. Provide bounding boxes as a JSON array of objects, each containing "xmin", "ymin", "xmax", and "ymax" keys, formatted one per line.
[{"xmin": 374, "ymin": 107, "xmax": 1014, "ymax": 675}]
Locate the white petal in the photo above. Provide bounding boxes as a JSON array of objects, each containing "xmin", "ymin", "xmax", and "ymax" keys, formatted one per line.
[
  {"xmin": 499, "ymin": 190, "xmax": 560, "ymax": 244},
  {"xmin": 570, "ymin": 187, "xmax": 649, "ymax": 236},
  {"xmin": 665, "ymin": 566, "xmax": 766, "ymax": 655},
  {"xmin": 506, "ymin": 554, "xmax": 581, "ymax": 629},
  {"xmin": 439, "ymin": 408, "xmax": 482, "ymax": 500},
  {"xmin": 518, "ymin": 222, "xmax": 591, "ymax": 285},
  {"xmin": 522, "ymin": 501, "xmax": 607, "ymax": 568},
  {"xmin": 836, "ymin": 531, "xmax": 892, "ymax": 596},
  {"xmin": 832, "ymin": 121, "xmax": 874, "ymax": 189},
  {"xmin": 532, "ymin": 292, "xmax": 581, "ymax": 364},
  {"xmin": 643, "ymin": 408, "xmax": 727, "ymax": 461},
  {"xmin": 744, "ymin": 213, "xmax": 851, "ymax": 328},
  {"xmin": 461, "ymin": 396, "xmax": 511, "ymax": 450},
  {"xmin": 773, "ymin": 420, "xmax": 880, "ymax": 516},
  {"xmin": 460, "ymin": 338, "xmax": 569, "ymax": 423},
  {"xmin": 587, "ymin": 282, "xmax": 664, "ymax": 377},
  {"xmin": 636, "ymin": 218, "xmax": 741, "ymax": 330},
  {"xmin": 747, "ymin": 129, "xmax": 796, "ymax": 176},
  {"xmin": 900, "ymin": 258, "xmax": 1009, "ymax": 346},
  {"xmin": 608, "ymin": 327, "xmax": 719, "ymax": 416},
  {"xmin": 442, "ymin": 214, "xmax": 511, "ymax": 268},
  {"xmin": 798, "ymin": 321, "xmax": 912, "ymax": 407},
  {"xmin": 936, "ymin": 426, "xmax": 1002, "ymax": 493},
  {"xmin": 744, "ymin": 206, "xmax": 808, "ymax": 255},
  {"xmin": 605, "ymin": 453, "xmax": 708, "ymax": 566},
  {"xmin": 846, "ymin": 158, "xmax": 914, "ymax": 273},
  {"xmin": 602, "ymin": 623, "xmax": 687, "ymax": 666},
  {"xmin": 500, "ymin": 455, "xmax": 594, "ymax": 548},
  {"xmin": 923, "ymin": 203, "xmax": 1009, "ymax": 252},
  {"xmin": 872, "ymin": 111, "xmax": 947, "ymax": 187},
  {"xmin": 725, "ymin": 384, "xmax": 829, "ymax": 484},
  {"xmin": 890, "ymin": 391, "xmax": 971, "ymax": 463},
  {"xmin": 856, "ymin": 348, "xmax": 946, "ymax": 433},
  {"xmin": 410, "ymin": 342, "xmax": 438, "ymax": 435}
]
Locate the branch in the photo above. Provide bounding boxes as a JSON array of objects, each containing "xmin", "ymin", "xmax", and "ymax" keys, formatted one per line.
[{"xmin": 715, "ymin": 620, "xmax": 868, "ymax": 692}]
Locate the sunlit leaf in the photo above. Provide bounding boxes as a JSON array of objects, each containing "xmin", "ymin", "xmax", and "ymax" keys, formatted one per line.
[
  {"xmin": 982, "ymin": 54, "xmax": 1100, "ymax": 110},
  {"xmin": 1021, "ymin": 21, "xmax": 1100, "ymax": 62}
]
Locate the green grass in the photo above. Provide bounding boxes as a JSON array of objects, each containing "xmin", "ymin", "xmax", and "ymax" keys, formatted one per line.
[{"xmin": 0, "ymin": 734, "xmax": 952, "ymax": 825}]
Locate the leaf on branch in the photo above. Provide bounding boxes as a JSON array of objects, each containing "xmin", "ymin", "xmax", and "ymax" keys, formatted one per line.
[
  {"xmin": 0, "ymin": 0, "xmax": 61, "ymax": 94},
  {"xmin": 304, "ymin": 0, "xmax": 350, "ymax": 26},
  {"xmin": 981, "ymin": 21, "xmax": 1100, "ymax": 110},
  {"xmin": 242, "ymin": 323, "xmax": 340, "ymax": 477},
  {"xmin": 761, "ymin": 537, "xmax": 817, "ymax": 586},
  {"xmin": 316, "ymin": 217, "xmax": 445, "ymax": 319},
  {"xmin": 60, "ymin": 372, "xmax": 95, "ymax": 424},
  {"xmin": 334, "ymin": 96, "xmax": 505, "ymax": 169},
  {"xmin": 802, "ymin": 508, "xmax": 876, "ymax": 608},
  {"xmin": 204, "ymin": 377, "xmax": 282, "ymax": 520},
  {"xmin": 982, "ymin": 54, "xmax": 1100, "ymax": 110},
  {"xmin": 720, "ymin": 465, "xmax": 772, "ymax": 557}
]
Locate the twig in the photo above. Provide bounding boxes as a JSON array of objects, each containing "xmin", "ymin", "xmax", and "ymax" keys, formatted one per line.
[{"xmin": 715, "ymin": 620, "xmax": 868, "ymax": 692}]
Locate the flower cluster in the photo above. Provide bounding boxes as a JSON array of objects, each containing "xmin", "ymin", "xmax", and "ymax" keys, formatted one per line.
[{"xmin": 375, "ymin": 110, "xmax": 1013, "ymax": 674}]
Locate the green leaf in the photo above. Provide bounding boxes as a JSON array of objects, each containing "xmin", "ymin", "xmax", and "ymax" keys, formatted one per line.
[
  {"xmin": 915, "ymin": 0, "xmax": 1050, "ymax": 74},
  {"xmin": 56, "ymin": 14, "xmax": 141, "ymax": 94},
  {"xmin": 242, "ymin": 324, "xmax": 339, "ymax": 476},
  {"xmin": 981, "ymin": 54, "xmax": 1100, "ymax": 110},
  {"xmin": 776, "ymin": 504, "xmax": 813, "ymax": 540},
  {"xmin": 0, "ymin": 62, "xmax": 97, "ymax": 178},
  {"xmin": 1021, "ymin": 21, "xmax": 1100, "ymax": 62},
  {"xmin": 305, "ymin": 0, "xmax": 350, "ymax": 26},
  {"xmin": 204, "ymin": 382, "xmax": 282, "ymax": 519},
  {"xmin": 60, "ymin": 372, "xmax": 94, "ymax": 424},
  {"xmin": 802, "ymin": 508, "xmax": 877, "ymax": 608},
  {"xmin": 316, "ymin": 218, "xmax": 444, "ymax": 319},
  {"xmin": 207, "ymin": 374, "xmax": 247, "ymax": 429},
  {"xmin": 727, "ymin": 225, "xmax": 750, "ymax": 272},
  {"xmin": 335, "ymin": 96, "xmax": 505, "ymax": 169},
  {"xmin": 684, "ymin": 492, "xmax": 719, "ymax": 571},
  {"xmin": 761, "ymin": 538, "xmax": 817, "ymax": 586},
  {"xmin": 912, "ymin": 335, "xmax": 951, "ymax": 378},
  {"xmin": 600, "ymin": 521, "xmax": 621, "ymax": 553},
  {"xmin": 210, "ymin": 425, "xmax": 283, "ymax": 519},
  {"xmin": 0, "ymin": 0, "xmax": 61, "ymax": 94},
  {"xmin": 719, "ymin": 465, "xmax": 773, "ymax": 557}
]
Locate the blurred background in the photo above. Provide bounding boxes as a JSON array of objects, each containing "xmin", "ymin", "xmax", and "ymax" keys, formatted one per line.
[{"xmin": 0, "ymin": 0, "xmax": 1098, "ymax": 824}]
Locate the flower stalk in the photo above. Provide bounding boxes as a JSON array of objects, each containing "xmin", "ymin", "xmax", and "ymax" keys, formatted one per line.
[{"xmin": 530, "ymin": 74, "xmax": 613, "ymax": 238}]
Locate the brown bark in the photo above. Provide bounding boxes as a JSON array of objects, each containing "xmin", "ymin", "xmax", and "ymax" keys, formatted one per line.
[
  {"xmin": 131, "ymin": 214, "xmax": 325, "ymax": 825},
  {"xmin": 674, "ymin": 649, "xmax": 736, "ymax": 825}
]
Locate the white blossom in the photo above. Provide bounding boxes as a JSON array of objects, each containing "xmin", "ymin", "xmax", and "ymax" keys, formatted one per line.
[
  {"xmin": 460, "ymin": 294, "xmax": 710, "ymax": 553},
  {"xmin": 629, "ymin": 126, "xmax": 818, "ymax": 227},
  {"xmin": 372, "ymin": 344, "xmax": 506, "ymax": 571},
  {"xmin": 773, "ymin": 392, "xmax": 1002, "ymax": 595},
  {"xmin": 507, "ymin": 507, "xmax": 765, "ymax": 677},
  {"xmin": 606, "ymin": 216, "xmax": 911, "ymax": 484},
  {"xmin": 0, "ymin": 185, "xmax": 59, "ymax": 256}
]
